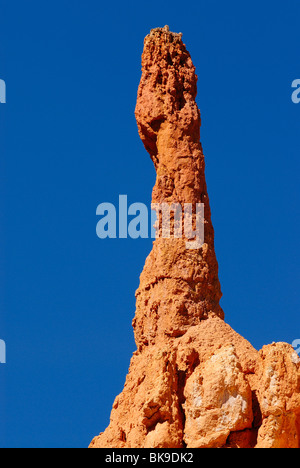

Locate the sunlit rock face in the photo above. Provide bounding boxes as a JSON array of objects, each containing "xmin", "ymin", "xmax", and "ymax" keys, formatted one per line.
[{"xmin": 89, "ymin": 27, "xmax": 300, "ymax": 449}]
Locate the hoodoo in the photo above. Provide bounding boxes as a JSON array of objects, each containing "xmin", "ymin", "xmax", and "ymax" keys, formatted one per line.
[{"xmin": 90, "ymin": 27, "xmax": 300, "ymax": 448}]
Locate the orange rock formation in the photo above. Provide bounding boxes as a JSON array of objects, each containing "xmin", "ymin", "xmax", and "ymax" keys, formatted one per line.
[{"xmin": 90, "ymin": 27, "xmax": 300, "ymax": 448}]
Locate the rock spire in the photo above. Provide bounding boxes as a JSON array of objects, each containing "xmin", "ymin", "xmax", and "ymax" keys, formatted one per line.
[{"xmin": 90, "ymin": 27, "xmax": 300, "ymax": 449}]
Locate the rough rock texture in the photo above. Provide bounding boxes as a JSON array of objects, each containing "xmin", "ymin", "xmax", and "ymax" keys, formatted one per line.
[
  {"xmin": 90, "ymin": 27, "xmax": 300, "ymax": 448},
  {"xmin": 133, "ymin": 26, "xmax": 224, "ymax": 349}
]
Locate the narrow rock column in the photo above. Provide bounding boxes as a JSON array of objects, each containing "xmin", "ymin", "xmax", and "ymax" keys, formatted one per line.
[{"xmin": 133, "ymin": 26, "xmax": 224, "ymax": 349}]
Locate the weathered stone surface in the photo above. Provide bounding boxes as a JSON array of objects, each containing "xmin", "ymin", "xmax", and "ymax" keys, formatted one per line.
[
  {"xmin": 255, "ymin": 343, "xmax": 300, "ymax": 448},
  {"xmin": 183, "ymin": 345, "xmax": 253, "ymax": 448},
  {"xmin": 133, "ymin": 25, "xmax": 224, "ymax": 350},
  {"xmin": 89, "ymin": 27, "xmax": 300, "ymax": 449}
]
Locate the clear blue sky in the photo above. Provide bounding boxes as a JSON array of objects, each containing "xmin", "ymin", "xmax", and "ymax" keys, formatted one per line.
[{"xmin": 0, "ymin": 0, "xmax": 299, "ymax": 448}]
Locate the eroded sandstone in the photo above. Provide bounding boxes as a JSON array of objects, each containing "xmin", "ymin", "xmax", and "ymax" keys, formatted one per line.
[{"xmin": 90, "ymin": 27, "xmax": 300, "ymax": 448}]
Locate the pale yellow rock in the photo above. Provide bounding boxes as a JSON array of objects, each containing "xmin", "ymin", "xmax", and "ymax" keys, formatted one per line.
[{"xmin": 183, "ymin": 346, "xmax": 253, "ymax": 448}]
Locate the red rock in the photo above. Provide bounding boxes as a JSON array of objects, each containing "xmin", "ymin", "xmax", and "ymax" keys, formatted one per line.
[{"xmin": 89, "ymin": 27, "xmax": 300, "ymax": 448}]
